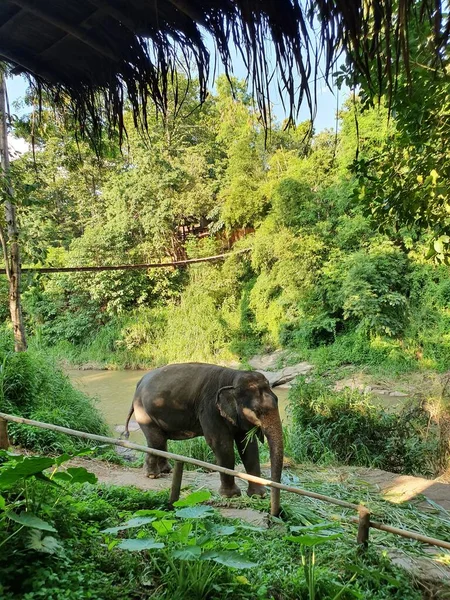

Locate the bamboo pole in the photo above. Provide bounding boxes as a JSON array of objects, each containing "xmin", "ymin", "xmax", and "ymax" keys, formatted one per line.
[
  {"xmin": 2, "ymin": 411, "xmax": 450, "ymax": 552},
  {"xmin": 0, "ymin": 249, "xmax": 251, "ymax": 275},
  {"xmin": 348, "ymin": 516, "xmax": 450, "ymax": 551},
  {"xmin": 169, "ymin": 461, "xmax": 184, "ymax": 506},
  {"xmin": 0, "ymin": 412, "xmax": 360, "ymax": 512},
  {"xmin": 357, "ymin": 507, "xmax": 370, "ymax": 550}
]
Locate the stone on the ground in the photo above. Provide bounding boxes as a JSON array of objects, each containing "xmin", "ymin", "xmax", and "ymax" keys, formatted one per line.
[{"xmin": 115, "ymin": 420, "xmax": 140, "ymax": 433}]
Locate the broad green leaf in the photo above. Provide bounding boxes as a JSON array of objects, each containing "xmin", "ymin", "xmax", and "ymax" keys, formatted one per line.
[
  {"xmin": 151, "ymin": 519, "xmax": 175, "ymax": 536},
  {"xmin": 52, "ymin": 472, "xmax": 72, "ymax": 482},
  {"xmin": 224, "ymin": 541, "xmax": 240, "ymax": 550},
  {"xmin": 117, "ymin": 538, "xmax": 165, "ymax": 551},
  {"xmin": 101, "ymin": 516, "xmax": 156, "ymax": 534},
  {"xmin": 175, "ymin": 505, "xmax": 214, "ymax": 519},
  {"xmin": 171, "ymin": 521, "xmax": 192, "ymax": 543},
  {"xmin": 173, "ymin": 545, "xmax": 202, "ymax": 560},
  {"xmin": 0, "ymin": 495, "xmax": 5, "ymax": 511},
  {"xmin": 289, "ymin": 522, "xmax": 340, "ymax": 533},
  {"xmin": 201, "ymin": 550, "xmax": 257, "ymax": 569},
  {"xmin": 27, "ymin": 530, "xmax": 63, "ymax": 555},
  {"xmin": 173, "ymin": 490, "xmax": 211, "ymax": 507},
  {"xmin": 236, "ymin": 575, "xmax": 251, "ymax": 585},
  {"xmin": 7, "ymin": 511, "xmax": 57, "ymax": 532},
  {"xmin": 55, "ymin": 453, "xmax": 71, "ymax": 466},
  {"xmin": 434, "ymin": 239, "xmax": 445, "ymax": 254},
  {"xmin": 0, "ymin": 457, "xmax": 55, "ymax": 488},
  {"xmin": 133, "ymin": 509, "xmax": 169, "ymax": 518},
  {"xmin": 210, "ymin": 525, "xmax": 236, "ymax": 536},
  {"xmin": 64, "ymin": 467, "xmax": 97, "ymax": 484}
]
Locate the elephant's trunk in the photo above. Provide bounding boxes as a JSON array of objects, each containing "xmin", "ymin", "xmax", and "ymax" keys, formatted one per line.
[{"xmin": 261, "ymin": 409, "xmax": 284, "ymax": 516}]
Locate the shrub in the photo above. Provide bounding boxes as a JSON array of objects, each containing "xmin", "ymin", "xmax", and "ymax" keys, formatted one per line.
[
  {"xmin": 321, "ymin": 240, "xmax": 411, "ymax": 337},
  {"xmin": 0, "ymin": 338, "xmax": 109, "ymax": 453},
  {"xmin": 287, "ymin": 377, "xmax": 440, "ymax": 476}
]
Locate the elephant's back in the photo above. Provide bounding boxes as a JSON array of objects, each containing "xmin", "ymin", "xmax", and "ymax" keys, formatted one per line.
[
  {"xmin": 133, "ymin": 363, "xmax": 235, "ymax": 432},
  {"xmin": 136, "ymin": 362, "xmax": 234, "ymax": 397}
]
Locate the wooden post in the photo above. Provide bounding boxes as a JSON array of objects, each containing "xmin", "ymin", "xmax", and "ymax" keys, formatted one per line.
[
  {"xmin": 169, "ymin": 461, "xmax": 184, "ymax": 506},
  {"xmin": 357, "ymin": 507, "xmax": 370, "ymax": 550},
  {"xmin": 0, "ymin": 417, "xmax": 9, "ymax": 449},
  {"xmin": 270, "ymin": 488, "xmax": 281, "ymax": 517}
]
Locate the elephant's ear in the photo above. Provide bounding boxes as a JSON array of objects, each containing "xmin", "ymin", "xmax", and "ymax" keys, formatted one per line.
[{"xmin": 216, "ymin": 386, "xmax": 238, "ymax": 426}]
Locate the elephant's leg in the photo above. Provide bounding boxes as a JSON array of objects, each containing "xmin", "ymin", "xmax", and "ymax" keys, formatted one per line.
[
  {"xmin": 235, "ymin": 433, "xmax": 267, "ymax": 498},
  {"xmin": 205, "ymin": 433, "xmax": 241, "ymax": 498},
  {"xmin": 157, "ymin": 443, "xmax": 172, "ymax": 474},
  {"xmin": 139, "ymin": 422, "xmax": 167, "ymax": 479}
]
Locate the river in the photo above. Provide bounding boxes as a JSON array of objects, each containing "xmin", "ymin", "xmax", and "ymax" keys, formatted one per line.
[{"xmin": 67, "ymin": 369, "xmax": 291, "ymax": 442}]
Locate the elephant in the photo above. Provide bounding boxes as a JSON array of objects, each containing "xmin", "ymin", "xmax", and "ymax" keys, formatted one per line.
[{"xmin": 123, "ymin": 362, "xmax": 283, "ymax": 502}]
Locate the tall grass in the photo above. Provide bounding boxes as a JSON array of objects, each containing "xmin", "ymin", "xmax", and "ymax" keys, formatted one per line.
[
  {"xmin": 0, "ymin": 331, "xmax": 109, "ymax": 452},
  {"xmin": 286, "ymin": 377, "xmax": 443, "ymax": 477}
]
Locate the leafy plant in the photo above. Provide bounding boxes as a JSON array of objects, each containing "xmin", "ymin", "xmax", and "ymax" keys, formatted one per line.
[{"xmin": 287, "ymin": 377, "xmax": 441, "ymax": 476}]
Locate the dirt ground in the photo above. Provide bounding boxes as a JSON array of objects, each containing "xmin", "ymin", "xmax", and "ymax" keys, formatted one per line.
[{"xmin": 66, "ymin": 456, "xmax": 450, "ymax": 513}]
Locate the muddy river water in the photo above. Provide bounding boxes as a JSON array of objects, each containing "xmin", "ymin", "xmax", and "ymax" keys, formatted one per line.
[{"xmin": 67, "ymin": 369, "xmax": 291, "ymax": 443}]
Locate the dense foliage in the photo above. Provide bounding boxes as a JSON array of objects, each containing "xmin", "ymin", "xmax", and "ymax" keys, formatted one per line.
[
  {"xmin": 286, "ymin": 378, "xmax": 442, "ymax": 477},
  {"xmin": 0, "ymin": 331, "xmax": 109, "ymax": 452},
  {"xmin": 1, "ymin": 451, "xmax": 439, "ymax": 600},
  {"xmin": 6, "ymin": 73, "xmax": 450, "ymax": 376}
]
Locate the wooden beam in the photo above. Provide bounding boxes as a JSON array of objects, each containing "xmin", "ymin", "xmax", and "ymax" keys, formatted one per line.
[
  {"xmin": 38, "ymin": 6, "xmax": 105, "ymax": 61},
  {"xmin": 0, "ymin": 411, "xmax": 361, "ymax": 514},
  {"xmin": 167, "ymin": 0, "xmax": 206, "ymax": 27},
  {"xmin": 357, "ymin": 507, "xmax": 370, "ymax": 550},
  {"xmin": 0, "ymin": 6, "xmax": 24, "ymax": 31},
  {"xmin": 169, "ymin": 461, "xmax": 184, "ymax": 506},
  {"xmin": 10, "ymin": 0, "xmax": 119, "ymax": 63},
  {"xmin": 0, "ymin": 45, "xmax": 58, "ymax": 82},
  {"xmin": 87, "ymin": 0, "xmax": 136, "ymax": 32}
]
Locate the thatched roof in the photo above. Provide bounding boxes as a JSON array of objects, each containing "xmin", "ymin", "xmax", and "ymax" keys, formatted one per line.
[{"xmin": 1, "ymin": 0, "xmax": 448, "ymax": 141}]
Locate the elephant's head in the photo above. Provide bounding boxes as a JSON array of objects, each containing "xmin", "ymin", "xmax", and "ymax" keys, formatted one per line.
[{"xmin": 216, "ymin": 372, "xmax": 284, "ymax": 505}]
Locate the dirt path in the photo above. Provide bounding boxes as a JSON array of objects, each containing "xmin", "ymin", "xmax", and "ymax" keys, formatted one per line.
[{"xmin": 67, "ymin": 456, "xmax": 450, "ymax": 513}]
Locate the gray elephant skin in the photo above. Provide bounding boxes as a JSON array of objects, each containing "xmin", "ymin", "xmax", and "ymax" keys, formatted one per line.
[{"xmin": 124, "ymin": 362, "xmax": 284, "ymax": 500}]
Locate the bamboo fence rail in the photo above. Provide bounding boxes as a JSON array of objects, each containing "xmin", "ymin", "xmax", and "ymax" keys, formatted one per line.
[{"xmin": 1, "ymin": 412, "xmax": 449, "ymax": 552}]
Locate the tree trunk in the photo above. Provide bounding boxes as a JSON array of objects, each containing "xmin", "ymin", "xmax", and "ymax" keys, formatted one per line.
[{"xmin": 0, "ymin": 70, "xmax": 27, "ymax": 352}]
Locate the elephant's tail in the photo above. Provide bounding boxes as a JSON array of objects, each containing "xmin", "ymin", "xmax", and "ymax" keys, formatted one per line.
[{"xmin": 123, "ymin": 402, "xmax": 134, "ymax": 439}]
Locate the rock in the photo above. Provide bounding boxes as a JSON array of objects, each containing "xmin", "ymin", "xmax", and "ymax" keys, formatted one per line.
[
  {"xmin": 219, "ymin": 508, "xmax": 268, "ymax": 528},
  {"xmin": 115, "ymin": 420, "xmax": 140, "ymax": 433},
  {"xmin": 115, "ymin": 446, "xmax": 137, "ymax": 462},
  {"xmin": 389, "ymin": 391, "xmax": 408, "ymax": 397},
  {"xmin": 259, "ymin": 363, "xmax": 313, "ymax": 388},
  {"xmin": 248, "ymin": 351, "xmax": 285, "ymax": 371}
]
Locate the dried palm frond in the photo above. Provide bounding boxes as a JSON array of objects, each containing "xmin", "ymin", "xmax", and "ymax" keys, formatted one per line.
[{"xmin": 0, "ymin": 0, "xmax": 448, "ymax": 145}]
